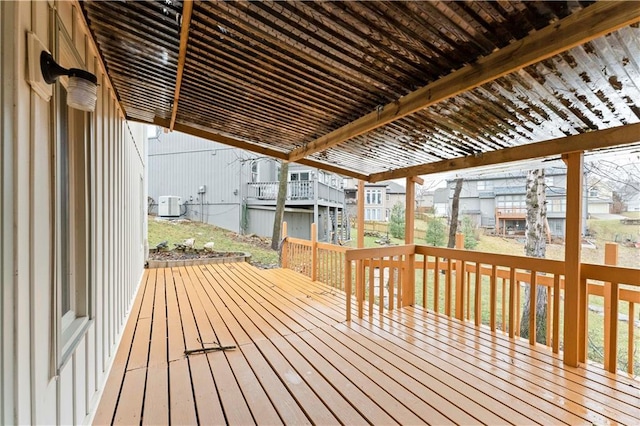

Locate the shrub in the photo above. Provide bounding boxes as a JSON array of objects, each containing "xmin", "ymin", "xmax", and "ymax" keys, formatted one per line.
[
  {"xmin": 425, "ymin": 217, "xmax": 446, "ymax": 246},
  {"xmin": 462, "ymin": 216, "xmax": 478, "ymax": 249},
  {"xmin": 389, "ymin": 202, "xmax": 405, "ymax": 239}
]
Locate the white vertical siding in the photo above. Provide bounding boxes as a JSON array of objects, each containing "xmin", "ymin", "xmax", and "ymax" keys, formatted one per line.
[{"xmin": 0, "ymin": 1, "xmax": 147, "ymax": 424}]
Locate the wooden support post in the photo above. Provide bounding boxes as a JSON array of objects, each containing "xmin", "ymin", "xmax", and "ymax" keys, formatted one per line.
[
  {"xmin": 357, "ymin": 180, "xmax": 365, "ymax": 249},
  {"xmin": 603, "ymin": 242, "xmax": 619, "ymax": 373},
  {"xmin": 563, "ymin": 152, "xmax": 584, "ymax": 367},
  {"xmin": 311, "ymin": 223, "xmax": 318, "ymax": 282},
  {"xmin": 281, "ymin": 221, "xmax": 288, "ymax": 269},
  {"xmin": 455, "ymin": 233, "xmax": 465, "ymax": 321},
  {"xmin": 403, "ymin": 177, "xmax": 416, "ymax": 306}
]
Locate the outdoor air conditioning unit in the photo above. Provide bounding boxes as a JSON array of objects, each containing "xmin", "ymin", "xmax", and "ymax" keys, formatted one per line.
[{"xmin": 158, "ymin": 195, "xmax": 181, "ymax": 217}]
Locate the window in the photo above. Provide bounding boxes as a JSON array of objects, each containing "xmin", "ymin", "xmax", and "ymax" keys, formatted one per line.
[
  {"xmin": 250, "ymin": 160, "xmax": 258, "ymax": 183},
  {"xmin": 55, "ymin": 78, "xmax": 91, "ymax": 359},
  {"xmin": 548, "ymin": 199, "xmax": 566, "ymax": 213},
  {"xmin": 496, "ymin": 195, "xmax": 526, "ymax": 212},
  {"xmin": 365, "ymin": 208, "xmax": 381, "ymax": 221},
  {"xmin": 365, "ymin": 189, "xmax": 382, "ymax": 205},
  {"xmin": 477, "ymin": 180, "xmax": 494, "ymax": 191}
]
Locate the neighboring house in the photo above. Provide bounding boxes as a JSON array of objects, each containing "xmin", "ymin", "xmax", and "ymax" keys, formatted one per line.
[
  {"xmin": 444, "ymin": 168, "xmax": 573, "ymax": 238},
  {"xmin": 148, "ymin": 131, "xmax": 347, "ymax": 242},
  {"xmin": 343, "ymin": 179, "xmax": 407, "ymax": 222}
]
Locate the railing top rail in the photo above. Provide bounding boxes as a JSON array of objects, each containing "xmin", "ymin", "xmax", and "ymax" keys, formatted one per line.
[
  {"xmin": 287, "ymin": 237, "xmax": 313, "ymax": 247},
  {"xmin": 581, "ymin": 263, "xmax": 640, "ymax": 286},
  {"xmin": 317, "ymin": 242, "xmax": 349, "ymax": 253},
  {"xmin": 415, "ymin": 245, "xmax": 565, "ymax": 275},
  {"xmin": 345, "ymin": 244, "xmax": 415, "ymax": 261}
]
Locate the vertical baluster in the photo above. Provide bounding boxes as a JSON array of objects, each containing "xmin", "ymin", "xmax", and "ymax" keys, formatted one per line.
[
  {"xmin": 490, "ymin": 265, "xmax": 497, "ymax": 332},
  {"xmin": 422, "ymin": 255, "xmax": 427, "ymax": 308},
  {"xmin": 529, "ymin": 270, "xmax": 537, "ymax": 346},
  {"xmin": 509, "ymin": 268, "xmax": 516, "ymax": 339},
  {"xmin": 502, "ymin": 277, "xmax": 506, "ymax": 333},
  {"xmin": 357, "ymin": 259, "xmax": 364, "ymax": 319},
  {"xmin": 628, "ymin": 302, "xmax": 635, "ymax": 375},
  {"xmin": 546, "ymin": 284, "xmax": 552, "ymax": 347},
  {"xmin": 516, "ymin": 275, "xmax": 521, "ymax": 337},
  {"xmin": 379, "ymin": 257, "xmax": 385, "ymax": 314},
  {"xmin": 369, "ymin": 259, "xmax": 375, "ymax": 317},
  {"xmin": 388, "ymin": 257, "xmax": 395, "ymax": 312},
  {"xmin": 445, "ymin": 258, "xmax": 452, "ymax": 317},
  {"xmin": 466, "ymin": 268, "xmax": 471, "ymax": 321},
  {"xmin": 345, "ymin": 258, "xmax": 352, "ymax": 321},
  {"xmin": 553, "ymin": 275, "xmax": 561, "ymax": 353},
  {"xmin": 475, "ymin": 263, "xmax": 482, "ymax": 327},
  {"xmin": 434, "ymin": 257, "xmax": 440, "ymax": 313},
  {"xmin": 397, "ymin": 256, "xmax": 403, "ymax": 310}
]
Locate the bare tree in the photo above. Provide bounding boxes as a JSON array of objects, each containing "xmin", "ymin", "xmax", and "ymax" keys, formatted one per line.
[
  {"xmin": 271, "ymin": 161, "xmax": 289, "ymax": 251},
  {"xmin": 520, "ymin": 169, "xmax": 548, "ymax": 343},
  {"xmin": 447, "ymin": 178, "xmax": 463, "ymax": 248}
]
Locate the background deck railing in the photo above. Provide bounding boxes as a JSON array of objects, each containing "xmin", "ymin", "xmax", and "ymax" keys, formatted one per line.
[
  {"xmin": 281, "ymin": 223, "xmax": 639, "ymax": 377},
  {"xmin": 282, "ymin": 223, "xmax": 347, "ymax": 290}
]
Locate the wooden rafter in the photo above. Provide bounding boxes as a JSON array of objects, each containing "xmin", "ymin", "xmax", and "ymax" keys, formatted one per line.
[
  {"xmin": 287, "ymin": 1, "xmax": 640, "ymax": 162},
  {"xmin": 152, "ymin": 118, "xmax": 369, "ymax": 181},
  {"xmin": 170, "ymin": 0, "xmax": 194, "ymax": 131},
  {"xmin": 368, "ymin": 122, "xmax": 640, "ymax": 182}
]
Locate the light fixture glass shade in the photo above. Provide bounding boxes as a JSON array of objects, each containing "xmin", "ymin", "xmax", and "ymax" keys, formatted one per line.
[{"xmin": 67, "ymin": 76, "xmax": 97, "ymax": 112}]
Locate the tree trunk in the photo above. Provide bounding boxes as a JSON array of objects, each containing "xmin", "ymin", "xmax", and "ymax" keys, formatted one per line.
[
  {"xmin": 520, "ymin": 169, "xmax": 548, "ymax": 344},
  {"xmin": 447, "ymin": 178, "xmax": 463, "ymax": 248},
  {"xmin": 271, "ymin": 161, "xmax": 289, "ymax": 250}
]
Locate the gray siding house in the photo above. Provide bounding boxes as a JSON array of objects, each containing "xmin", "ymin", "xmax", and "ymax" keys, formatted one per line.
[
  {"xmin": 443, "ymin": 168, "xmax": 587, "ymax": 238},
  {"xmin": 148, "ymin": 131, "xmax": 346, "ymax": 241}
]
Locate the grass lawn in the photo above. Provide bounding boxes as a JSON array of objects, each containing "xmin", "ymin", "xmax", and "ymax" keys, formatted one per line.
[{"xmin": 147, "ymin": 216, "xmax": 280, "ymax": 266}]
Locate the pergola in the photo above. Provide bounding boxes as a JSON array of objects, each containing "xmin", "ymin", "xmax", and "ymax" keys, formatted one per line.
[{"xmin": 78, "ymin": 0, "xmax": 640, "ymax": 367}]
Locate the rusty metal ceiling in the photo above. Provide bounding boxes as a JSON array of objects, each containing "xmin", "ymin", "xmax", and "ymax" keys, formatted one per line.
[{"xmin": 80, "ymin": 1, "xmax": 640, "ymax": 181}]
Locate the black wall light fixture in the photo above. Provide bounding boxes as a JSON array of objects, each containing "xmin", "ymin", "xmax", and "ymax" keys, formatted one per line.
[{"xmin": 40, "ymin": 51, "xmax": 98, "ymax": 112}]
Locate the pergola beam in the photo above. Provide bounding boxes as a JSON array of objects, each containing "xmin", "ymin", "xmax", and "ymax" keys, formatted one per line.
[
  {"xmin": 152, "ymin": 117, "xmax": 369, "ymax": 180},
  {"xmin": 368, "ymin": 122, "xmax": 640, "ymax": 182},
  {"xmin": 287, "ymin": 1, "xmax": 640, "ymax": 163},
  {"xmin": 169, "ymin": 0, "xmax": 194, "ymax": 131}
]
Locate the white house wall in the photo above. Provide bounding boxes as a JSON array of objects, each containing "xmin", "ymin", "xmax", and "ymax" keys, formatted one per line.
[{"xmin": 1, "ymin": 1, "xmax": 146, "ymax": 424}]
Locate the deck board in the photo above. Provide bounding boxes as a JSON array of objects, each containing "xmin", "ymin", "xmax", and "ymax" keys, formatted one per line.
[{"xmin": 94, "ymin": 264, "xmax": 640, "ymax": 425}]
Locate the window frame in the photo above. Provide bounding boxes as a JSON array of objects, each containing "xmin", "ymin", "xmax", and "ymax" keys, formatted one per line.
[{"xmin": 52, "ymin": 17, "xmax": 93, "ymax": 366}]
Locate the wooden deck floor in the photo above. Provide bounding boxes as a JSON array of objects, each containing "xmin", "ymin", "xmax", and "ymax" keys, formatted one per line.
[{"xmin": 93, "ymin": 263, "xmax": 640, "ymax": 425}]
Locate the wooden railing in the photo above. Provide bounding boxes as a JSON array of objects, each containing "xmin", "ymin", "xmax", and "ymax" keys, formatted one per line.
[
  {"xmin": 281, "ymin": 223, "xmax": 347, "ymax": 290},
  {"xmin": 281, "ymin": 223, "xmax": 639, "ymax": 376},
  {"xmin": 344, "ymin": 245, "xmax": 415, "ymax": 321},
  {"xmin": 343, "ymin": 235, "xmax": 640, "ymax": 377}
]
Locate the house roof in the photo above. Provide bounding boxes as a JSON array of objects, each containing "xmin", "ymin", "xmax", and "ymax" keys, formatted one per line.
[{"xmin": 80, "ymin": 1, "xmax": 640, "ymax": 182}]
